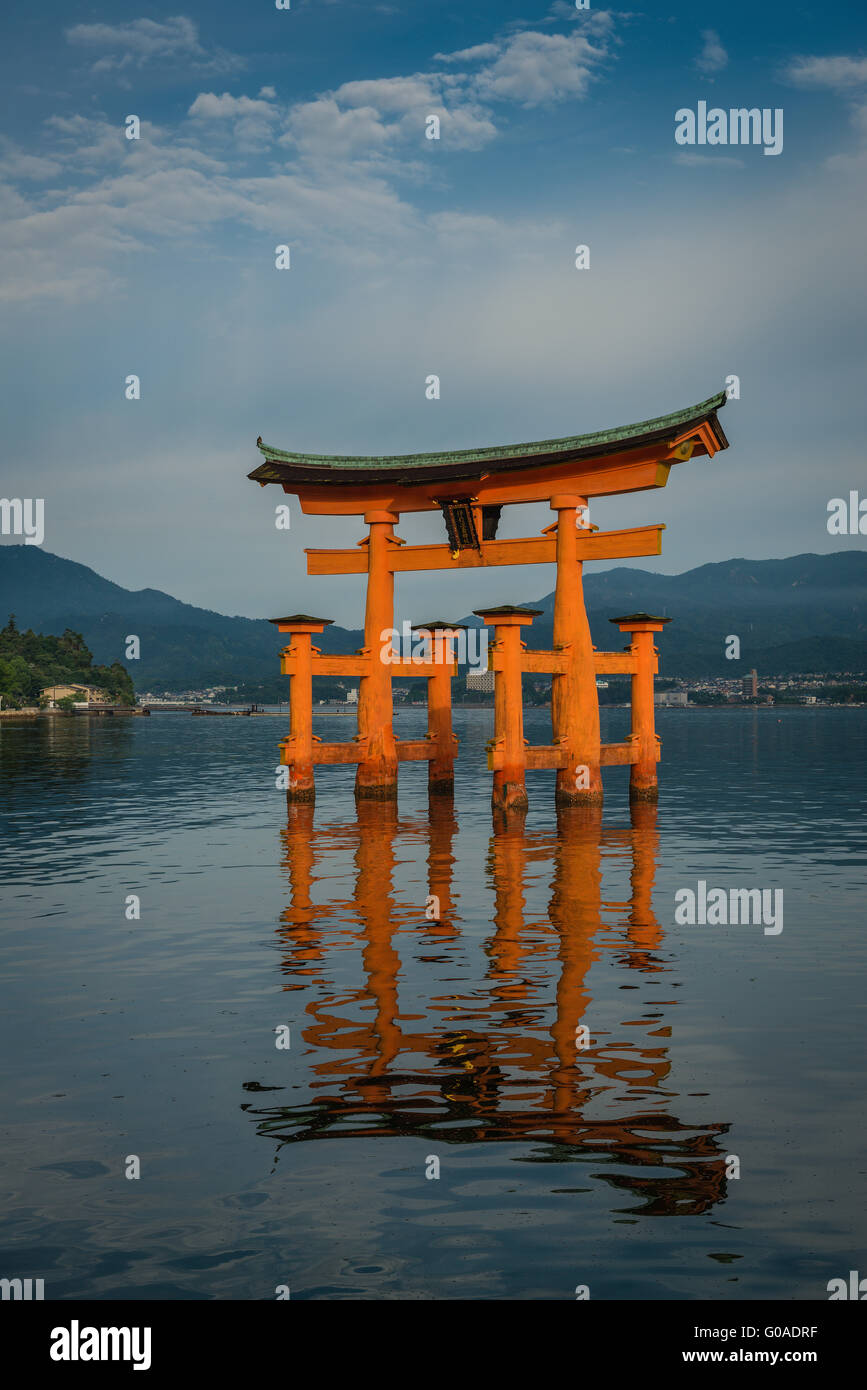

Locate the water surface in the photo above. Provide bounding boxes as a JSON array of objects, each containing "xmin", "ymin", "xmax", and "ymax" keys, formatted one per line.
[{"xmin": 1, "ymin": 707, "xmax": 865, "ymax": 1299}]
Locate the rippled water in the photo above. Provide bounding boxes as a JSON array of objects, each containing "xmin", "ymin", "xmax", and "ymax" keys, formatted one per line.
[{"xmin": 1, "ymin": 707, "xmax": 865, "ymax": 1300}]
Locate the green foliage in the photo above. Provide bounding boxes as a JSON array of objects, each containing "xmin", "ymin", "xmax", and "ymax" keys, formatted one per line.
[
  {"xmin": 817, "ymin": 683, "xmax": 867, "ymax": 703},
  {"xmin": 0, "ymin": 615, "xmax": 135, "ymax": 709}
]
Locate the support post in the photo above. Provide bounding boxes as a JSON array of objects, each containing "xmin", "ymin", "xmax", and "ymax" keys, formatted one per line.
[
  {"xmin": 356, "ymin": 801, "xmax": 401, "ymax": 1071},
  {"xmin": 356, "ymin": 511, "xmax": 399, "ymax": 800},
  {"xmin": 426, "ymin": 796, "xmax": 458, "ymax": 929},
  {"xmin": 627, "ymin": 800, "xmax": 662, "ymax": 958},
  {"xmin": 550, "ymin": 495, "xmax": 603, "ymax": 806},
  {"xmin": 611, "ymin": 613, "xmax": 672, "ymax": 802},
  {"xmin": 412, "ymin": 621, "xmax": 462, "ymax": 796},
  {"xmin": 475, "ymin": 606, "xmax": 539, "ymax": 815},
  {"xmin": 549, "ymin": 805, "xmax": 603, "ymax": 1116},
  {"xmin": 270, "ymin": 615, "xmax": 332, "ymax": 804}
]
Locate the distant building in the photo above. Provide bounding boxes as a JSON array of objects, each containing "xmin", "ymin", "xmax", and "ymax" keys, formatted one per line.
[
  {"xmin": 41, "ymin": 683, "xmax": 108, "ymax": 706},
  {"xmin": 654, "ymin": 690, "xmax": 688, "ymax": 707},
  {"xmin": 742, "ymin": 669, "xmax": 758, "ymax": 699},
  {"xmin": 346, "ymin": 688, "xmax": 358, "ymax": 705},
  {"xmin": 466, "ymin": 670, "xmax": 495, "ymax": 694}
]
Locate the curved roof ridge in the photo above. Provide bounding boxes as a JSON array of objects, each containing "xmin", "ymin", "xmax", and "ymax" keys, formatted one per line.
[
  {"xmin": 249, "ymin": 390, "xmax": 729, "ymax": 489},
  {"xmin": 254, "ymin": 390, "xmax": 727, "ymax": 472}
]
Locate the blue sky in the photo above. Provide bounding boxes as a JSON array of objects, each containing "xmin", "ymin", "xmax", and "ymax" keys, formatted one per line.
[{"xmin": 1, "ymin": 1, "xmax": 866, "ymax": 623}]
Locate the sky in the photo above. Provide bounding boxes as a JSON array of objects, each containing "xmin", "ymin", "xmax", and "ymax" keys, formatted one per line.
[{"xmin": 1, "ymin": 0, "xmax": 866, "ymax": 626}]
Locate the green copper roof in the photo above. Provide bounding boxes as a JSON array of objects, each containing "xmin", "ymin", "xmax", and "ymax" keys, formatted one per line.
[
  {"xmin": 268, "ymin": 614, "xmax": 333, "ymax": 627},
  {"xmin": 250, "ymin": 390, "xmax": 728, "ymax": 487},
  {"xmin": 473, "ymin": 605, "xmax": 544, "ymax": 617},
  {"xmin": 411, "ymin": 619, "xmax": 469, "ymax": 631},
  {"xmin": 609, "ymin": 613, "xmax": 673, "ymax": 625}
]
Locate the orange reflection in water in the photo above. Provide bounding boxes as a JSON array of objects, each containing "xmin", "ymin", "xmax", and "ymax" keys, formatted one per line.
[{"xmin": 248, "ymin": 801, "xmax": 731, "ymax": 1216}]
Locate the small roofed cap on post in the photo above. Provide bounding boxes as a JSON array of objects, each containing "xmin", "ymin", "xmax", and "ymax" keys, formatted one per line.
[
  {"xmin": 474, "ymin": 605, "xmax": 543, "ymax": 617},
  {"xmin": 410, "ymin": 620, "xmax": 468, "ymax": 632},
  {"xmin": 609, "ymin": 612, "xmax": 673, "ymax": 629},
  {"xmin": 473, "ymin": 605, "xmax": 544, "ymax": 625},
  {"xmin": 268, "ymin": 614, "xmax": 333, "ymax": 632}
]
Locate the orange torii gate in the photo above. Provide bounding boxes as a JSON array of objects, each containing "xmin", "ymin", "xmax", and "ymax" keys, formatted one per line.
[{"xmin": 250, "ymin": 390, "xmax": 729, "ymax": 809}]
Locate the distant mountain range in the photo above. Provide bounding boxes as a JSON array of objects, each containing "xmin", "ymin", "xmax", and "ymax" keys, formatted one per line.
[
  {"xmin": 1, "ymin": 545, "xmax": 866, "ymax": 690},
  {"xmin": 517, "ymin": 552, "xmax": 867, "ymax": 678}
]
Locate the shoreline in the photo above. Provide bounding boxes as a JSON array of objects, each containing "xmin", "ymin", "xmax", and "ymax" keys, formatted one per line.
[{"xmin": 3, "ymin": 702, "xmax": 866, "ymax": 721}]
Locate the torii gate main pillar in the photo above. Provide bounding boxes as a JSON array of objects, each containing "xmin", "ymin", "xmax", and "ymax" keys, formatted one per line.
[
  {"xmin": 550, "ymin": 494, "xmax": 603, "ymax": 806},
  {"xmin": 356, "ymin": 510, "xmax": 399, "ymax": 799}
]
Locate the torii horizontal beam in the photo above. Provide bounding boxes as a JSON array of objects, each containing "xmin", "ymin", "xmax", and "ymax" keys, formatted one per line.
[
  {"xmin": 280, "ymin": 651, "xmax": 457, "ymax": 679},
  {"xmin": 280, "ymin": 738, "xmax": 441, "ymax": 766},
  {"xmin": 287, "ymin": 452, "xmax": 687, "ymax": 517},
  {"xmin": 279, "ymin": 645, "xmax": 642, "ymax": 679},
  {"xmin": 306, "ymin": 523, "xmax": 664, "ymax": 577},
  {"xmin": 487, "ymin": 741, "xmax": 640, "ymax": 771},
  {"xmin": 497, "ymin": 645, "xmax": 649, "ymax": 677}
]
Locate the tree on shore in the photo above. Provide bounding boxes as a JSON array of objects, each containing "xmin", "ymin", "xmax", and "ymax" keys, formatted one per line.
[{"xmin": 0, "ymin": 617, "xmax": 135, "ymax": 709}]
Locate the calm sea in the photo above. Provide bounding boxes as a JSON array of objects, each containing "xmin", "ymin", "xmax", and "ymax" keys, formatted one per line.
[{"xmin": 1, "ymin": 707, "xmax": 865, "ymax": 1301}]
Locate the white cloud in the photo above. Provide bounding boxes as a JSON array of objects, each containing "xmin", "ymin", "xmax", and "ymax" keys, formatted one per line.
[
  {"xmin": 473, "ymin": 30, "xmax": 608, "ymax": 106},
  {"xmin": 0, "ymin": 187, "xmax": 139, "ymax": 304},
  {"xmin": 189, "ymin": 91, "xmax": 280, "ymax": 149},
  {"xmin": 696, "ymin": 30, "xmax": 728, "ymax": 76},
  {"xmin": 0, "ymin": 112, "xmax": 427, "ymax": 304},
  {"xmin": 282, "ymin": 98, "xmax": 392, "ymax": 159},
  {"xmin": 0, "ymin": 139, "xmax": 61, "ymax": 181},
  {"xmin": 784, "ymin": 55, "xmax": 867, "ymax": 89},
  {"xmin": 781, "ymin": 54, "xmax": 867, "ymax": 169},
  {"xmin": 547, "ymin": 1, "xmax": 581, "ymax": 19},
  {"xmin": 434, "ymin": 44, "xmax": 500, "ymax": 65},
  {"xmin": 289, "ymin": 74, "xmax": 498, "ymax": 155},
  {"xmin": 333, "ymin": 76, "xmax": 443, "ymax": 114},
  {"xmin": 43, "ymin": 114, "xmax": 126, "ymax": 171},
  {"xmin": 0, "ymin": 180, "xmax": 34, "ymax": 222},
  {"xmin": 189, "ymin": 93, "xmax": 275, "ymax": 120},
  {"xmin": 0, "ymin": 15, "xmax": 621, "ymax": 302},
  {"xmin": 44, "ymin": 114, "xmax": 224, "ymax": 175},
  {"xmin": 65, "ymin": 15, "xmax": 241, "ymax": 75},
  {"xmin": 433, "ymin": 104, "xmax": 497, "ymax": 150}
]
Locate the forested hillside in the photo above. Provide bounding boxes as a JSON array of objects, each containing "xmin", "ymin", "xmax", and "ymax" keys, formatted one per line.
[{"xmin": 0, "ymin": 615, "xmax": 135, "ymax": 708}]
